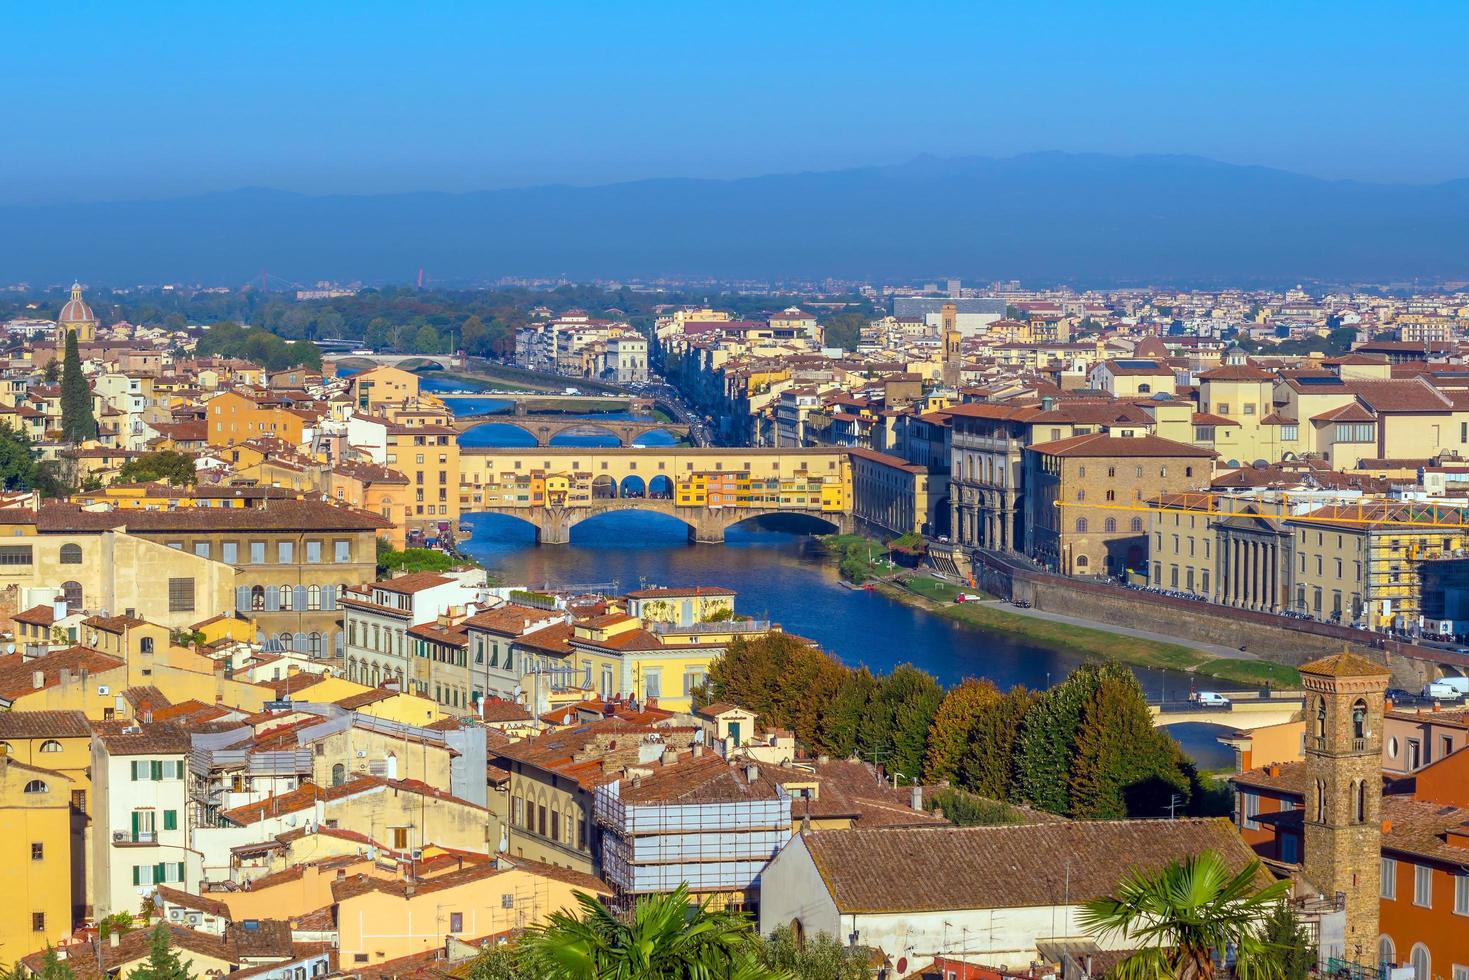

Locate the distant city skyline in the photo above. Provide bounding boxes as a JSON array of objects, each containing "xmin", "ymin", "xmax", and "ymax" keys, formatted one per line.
[{"xmin": 6, "ymin": 2, "xmax": 1469, "ymax": 204}]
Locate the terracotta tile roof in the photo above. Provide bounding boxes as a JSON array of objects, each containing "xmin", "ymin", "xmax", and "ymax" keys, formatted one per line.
[
  {"xmin": 0, "ymin": 708, "xmax": 92, "ymax": 738},
  {"xmin": 12, "ymin": 604, "xmax": 56, "ymax": 627},
  {"xmin": 801, "ymin": 817, "xmax": 1267, "ymax": 914},
  {"xmin": 1381, "ymin": 795, "xmax": 1469, "ymax": 865},
  {"xmin": 1230, "ymin": 760, "xmax": 1306, "ymax": 794},
  {"xmin": 1028, "ymin": 432, "xmax": 1216, "ymax": 459},
  {"xmin": 1198, "ymin": 363, "xmax": 1275, "ymax": 381},
  {"xmin": 514, "ymin": 621, "xmax": 574, "ymax": 656},
  {"xmin": 34, "ymin": 499, "xmax": 391, "ymax": 533},
  {"xmin": 464, "ymin": 606, "xmax": 564, "ymax": 636},
  {"xmin": 0, "ymin": 647, "xmax": 126, "ymax": 701},
  {"xmin": 1299, "ymin": 652, "xmax": 1390, "ymax": 678},
  {"xmin": 155, "ymin": 885, "xmax": 231, "ymax": 919},
  {"xmin": 1346, "ymin": 379, "xmax": 1453, "ymax": 413},
  {"xmin": 20, "ymin": 924, "xmax": 235, "ymax": 980},
  {"xmin": 623, "ymin": 586, "xmax": 737, "ymax": 599},
  {"xmin": 92, "ymin": 719, "xmax": 192, "ymax": 755}
]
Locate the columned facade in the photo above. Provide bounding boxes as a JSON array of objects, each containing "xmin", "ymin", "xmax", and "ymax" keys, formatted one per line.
[{"xmin": 1214, "ymin": 517, "xmax": 1291, "ymax": 613}]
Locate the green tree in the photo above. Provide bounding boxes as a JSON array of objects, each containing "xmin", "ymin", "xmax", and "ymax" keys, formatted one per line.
[
  {"xmin": 116, "ymin": 451, "xmax": 196, "ymax": 487},
  {"xmin": 461, "ymin": 315, "xmax": 489, "ymax": 355},
  {"xmin": 125, "ymin": 924, "xmax": 193, "ymax": 980},
  {"xmin": 37, "ymin": 948, "xmax": 75, "ymax": 980},
  {"xmin": 1259, "ymin": 903, "xmax": 1315, "ymax": 980},
  {"xmin": 856, "ymin": 664, "xmax": 943, "ymax": 782},
  {"xmin": 1079, "ymin": 850, "xmax": 1291, "ymax": 980},
  {"xmin": 516, "ymin": 885, "xmax": 783, "ymax": 979},
  {"xmin": 376, "ymin": 541, "xmax": 459, "ymax": 575},
  {"xmin": 1069, "ymin": 666, "xmax": 1192, "ymax": 819},
  {"xmin": 820, "ymin": 312, "xmax": 867, "ymax": 352},
  {"xmin": 43, "ymin": 360, "xmax": 59, "ymax": 383},
  {"xmin": 923, "ymin": 679, "xmax": 1000, "ymax": 784},
  {"xmin": 466, "ymin": 944, "xmax": 530, "ymax": 980},
  {"xmin": 59, "ymin": 330, "xmax": 97, "ymax": 443},
  {"xmin": 817, "ymin": 667, "xmax": 875, "ymax": 759},
  {"xmin": 756, "ymin": 926, "xmax": 868, "ymax": 980},
  {"xmin": 959, "ymin": 685, "xmax": 1034, "ymax": 800},
  {"xmin": 364, "ymin": 317, "xmax": 393, "ymax": 351},
  {"xmin": 925, "ymin": 786, "xmax": 1028, "ymax": 826},
  {"xmin": 1012, "ymin": 663, "xmax": 1113, "ymax": 814},
  {"xmin": 413, "ymin": 324, "xmax": 442, "ymax": 354}
]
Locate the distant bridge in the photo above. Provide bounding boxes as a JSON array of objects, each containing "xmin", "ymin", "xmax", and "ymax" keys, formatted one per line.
[
  {"xmin": 452, "ymin": 415, "xmax": 689, "ymax": 447},
  {"xmin": 469, "ymin": 497, "xmax": 849, "ymax": 545},
  {"xmin": 1148, "ymin": 691, "xmax": 1305, "ymax": 730},
  {"xmin": 338, "ymin": 353, "xmax": 462, "ymax": 370},
  {"xmin": 458, "ymin": 446, "xmax": 855, "ymax": 544}
]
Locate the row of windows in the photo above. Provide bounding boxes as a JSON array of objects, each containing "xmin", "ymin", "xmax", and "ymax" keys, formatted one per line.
[
  {"xmin": 173, "ymin": 539, "xmax": 354, "ymax": 565},
  {"xmin": 511, "ymin": 796, "xmax": 587, "ymax": 851},
  {"xmin": 1074, "ymin": 517, "xmax": 1144, "ymax": 534},
  {"xmin": 1381, "ymin": 856, "xmax": 1469, "ymax": 914}
]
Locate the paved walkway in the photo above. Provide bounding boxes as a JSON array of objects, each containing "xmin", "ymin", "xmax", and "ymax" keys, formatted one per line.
[{"xmin": 971, "ymin": 600, "xmax": 1256, "ymax": 663}]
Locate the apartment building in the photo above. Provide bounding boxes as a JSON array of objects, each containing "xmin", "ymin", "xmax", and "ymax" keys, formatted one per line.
[
  {"xmin": 90, "ymin": 722, "xmax": 197, "ymax": 918},
  {"xmin": 341, "ymin": 572, "xmax": 485, "ymax": 689}
]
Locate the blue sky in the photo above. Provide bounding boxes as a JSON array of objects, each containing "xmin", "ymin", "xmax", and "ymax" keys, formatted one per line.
[{"xmin": 5, "ymin": 0, "xmax": 1467, "ymax": 203}]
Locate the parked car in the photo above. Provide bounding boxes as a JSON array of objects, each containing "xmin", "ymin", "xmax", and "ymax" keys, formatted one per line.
[
  {"xmin": 1194, "ymin": 692, "xmax": 1232, "ymax": 707},
  {"xmin": 953, "ymin": 593, "xmax": 984, "ymax": 603},
  {"xmin": 1385, "ymin": 687, "xmax": 1417, "ymax": 703}
]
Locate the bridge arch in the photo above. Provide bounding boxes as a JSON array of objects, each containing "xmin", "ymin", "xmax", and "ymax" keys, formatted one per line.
[
  {"xmin": 549, "ymin": 423, "xmax": 625, "ymax": 447},
  {"xmin": 721, "ymin": 511, "xmax": 842, "ymax": 536},
  {"xmin": 619, "ymin": 475, "xmax": 647, "ymax": 497},
  {"xmin": 648, "ymin": 475, "xmax": 674, "ymax": 499}
]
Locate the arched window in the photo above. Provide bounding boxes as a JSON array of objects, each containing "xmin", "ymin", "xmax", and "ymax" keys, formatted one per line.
[
  {"xmin": 23, "ymin": 780, "xmax": 48, "ymax": 794},
  {"xmin": 59, "ymin": 544, "xmax": 82, "ymax": 564},
  {"xmin": 1076, "ymin": 555, "xmax": 1089, "ymax": 568},
  {"xmin": 1410, "ymin": 943, "xmax": 1429, "ymax": 980},
  {"xmin": 331, "ymin": 762, "xmax": 345, "ymax": 786},
  {"xmin": 1352, "ymin": 698, "xmax": 1369, "ymax": 740},
  {"xmin": 250, "ymin": 586, "xmax": 266, "ymax": 611},
  {"xmin": 1104, "ymin": 518, "xmax": 1117, "ymax": 533},
  {"xmin": 40, "ymin": 740, "xmax": 62, "ymax": 753},
  {"xmin": 279, "ymin": 586, "xmax": 294, "ymax": 611},
  {"xmin": 307, "ymin": 585, "xmax": 322, "ymax": 611},
  {"xmin": 1076, "ymin": 518, "xmax": 1088, "ymax": 533},
  {"xmin": 1107, "ymin": 467, "xmax": 1116, "ymax": 477},
  {"xmin": 279, "ymin": 633, "xmax": 293, "ymax": 651},
  {"xmin": 1379, "ymin": 935, "xmax": 1396, "ymax": 969},
  {"xmin": 1077, "ymin": 489, "xmax": 1086, "ymax": 501},
  {"xmin": 1315, "ymin": 698, "xmax": 1327, "ymax": 740},
  {"xmin": 1130, "ymin": 517, "xmax": 1143, "ymax": 532},
  {"xmin": 61, "ymin": 581, "xmax": 82, "ymax": 613},
  {"xmin": 1105, "ymin": 490, "xmax": 1116, "ymax": 502},
  {"xmin": 1138, "ymin": 383, "xmax": 1152, "ymax": 394},
  {"xmin": 308, "ymin": 632, "xmax": 322, "ymax": 657}
]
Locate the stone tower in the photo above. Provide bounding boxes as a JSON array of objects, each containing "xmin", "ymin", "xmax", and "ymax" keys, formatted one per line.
[
  {"xmin": 941, "ymin": 302, "xmax": 961, "ymax": 387},
  {"xmin": 1299, "ymin": 652, "xmax": 1389, "ymax": 963}
]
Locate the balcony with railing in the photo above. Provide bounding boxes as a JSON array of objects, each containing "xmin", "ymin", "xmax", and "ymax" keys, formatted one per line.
[{"xmin": 649, "ymin": 619, "xmax": 772, "ymax": 637}]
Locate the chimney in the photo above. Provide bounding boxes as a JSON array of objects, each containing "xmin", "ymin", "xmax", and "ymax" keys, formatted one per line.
[
  {"xmin": 661, "ymin": 748, "xmax": 677, "ymax": 766},
  {"xmin": 744, "ymin": 764, "xmax": 758, "ymax": 785},
  {"xmin": 1382, "ymin": 819, "xmax": 1394, "ymax": 834},
  {"xmin": 910, "ymin": 784, "xmax": 923, "ymax": 810},
  {"xmin": 31, "ymin": 670, "xmax": 44, "ymax": 690},
  {"xmin": 691, "ymin": 744, "xmax": 704, "ymax": 758}
]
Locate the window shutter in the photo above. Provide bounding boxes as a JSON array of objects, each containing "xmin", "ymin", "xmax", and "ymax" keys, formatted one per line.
[
  {"xmin": 175, "ymin": 760, "xmax": 185, "ymax": 779},
  {"xmin": 131, "ymin": 811, "xmax": 140, "ymax": 837},
  {"xmin": 154, "ymin": 863, "xmax": 165, "ymax": 884},
  {"xmin": 164, "ymin": 810, "xmax": 177, "ymax": 831},
  {"xmin": 151, "ymin": 760, "xmax": 163, "ymax": 780},
  {"xmin": 323, "ymin": 585, "xmax": 337, "ymax": 611},
  {"xmin": 176, "ymin": 862, "xmax": 185, "ymax": 882},
  {"xmin": 236, "ymin": 586, "xmax": 251, "ymax": 613},
  {"xmin": 132, "ymin": 866, "xmax": 140, "ymax": 886},
  {"xmin": 294, "ymin": 586, "xmax": 308, "ymax": 612},
  {"xmin": 130, "ymin": 761, "xmax": 139, "ymax": 781},
  {"xmin": 265, "ymin": 589, "xmax": 280, "ymax": 613}
]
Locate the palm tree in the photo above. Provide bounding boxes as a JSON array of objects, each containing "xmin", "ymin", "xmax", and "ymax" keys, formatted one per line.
[
  {"xmin": 517, "ymin": 884, "xmax": 788, "ymax": 980},
  {"xmin": 1078, "ymin": 849, "xmax": 1292, "ymax": 980}
]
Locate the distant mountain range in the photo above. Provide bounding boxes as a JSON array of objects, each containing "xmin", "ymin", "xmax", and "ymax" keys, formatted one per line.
[{"xmin": 6, "ymin": 152, "xmax": 1469, "ymax": 287}]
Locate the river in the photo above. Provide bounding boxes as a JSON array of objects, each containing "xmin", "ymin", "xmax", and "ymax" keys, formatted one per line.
[{"xmin": 420, "ymin": 370, "xmax": 1238, "ymax": 767}]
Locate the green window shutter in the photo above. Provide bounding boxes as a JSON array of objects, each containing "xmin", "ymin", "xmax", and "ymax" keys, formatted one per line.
[
  {"xmin": 176, "ymin": 862, "xmax": 185, "ymax": 882},
  {"xmin": 175, "ymin": 760, "xmax": 185, "ymax": 779},
  {"xmin": 163, "ymin": 810, "xmax": 177, "ymax": 831},
  {"xmin": 151, "ymin": 760, "xmax": 163, "ymax": 780},
  {"xmin": 130, "ymin": 761, "xmax": 138, "ymax": 781},
  {"xmin": 154, "ymin": 863, "xmax": 165, "ymax": 884},
  {"xmin": 132, "ymin": 866, "xmax": 140, "ymax": 886},
  {"xmin": 131, "ymin": 811, "xmax": 140, "ymax": 838}
]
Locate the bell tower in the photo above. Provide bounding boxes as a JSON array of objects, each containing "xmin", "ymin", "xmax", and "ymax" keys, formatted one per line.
[
  {"xmin": 1299, "ymin": 652, "xmax": 1389, "ymax": 963},
  {"xmin": 941, "ymin": 302, "xmax": 961, "ymax": 387}
]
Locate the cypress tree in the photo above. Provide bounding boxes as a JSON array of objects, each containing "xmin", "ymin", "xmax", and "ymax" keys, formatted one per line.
[
  {"xmin": 1012, "ymin": 663, "xmax": 1110, "ymax": 814},
  {"xmin": 126, "ymin": 924, "xmax": 192, "ymax": 980},
  {"xmin": 59, "ymin": 330, "xmax": 97, "ymax": 443}
]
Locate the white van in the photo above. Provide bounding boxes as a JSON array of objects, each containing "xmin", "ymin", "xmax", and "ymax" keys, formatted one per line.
[
  {"xmin": 1423, "ymin": 681, "xmax": 1461, "ymax": 701},
  {"xmin": 1196, "ymin": 692, "xmax": 1231, "ymax": 707},
  {"xmin": 1437, "ymin": 676, "xmax": 1469, "ymax": 695}
]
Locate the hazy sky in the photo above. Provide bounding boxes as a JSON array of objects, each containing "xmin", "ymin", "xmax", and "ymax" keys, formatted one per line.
[{"xmin": 6, "ymin": 0, "xmax": 1467, "ymax": 204}]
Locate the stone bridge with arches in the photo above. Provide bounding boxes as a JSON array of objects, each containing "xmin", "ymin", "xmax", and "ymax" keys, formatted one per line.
[
  {"xmin": 453, "ymin": 414, "xmax": 689, "ymax": 447},
  {"xmin": 472, "ymin": 498, "xmax": 850, "ymax": 544},
  {"xmin": 458, "ymin": 445, "xmax": 855, "ymax": 544}
]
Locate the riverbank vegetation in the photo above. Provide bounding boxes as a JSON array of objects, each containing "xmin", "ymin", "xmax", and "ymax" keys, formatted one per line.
[
  {"xmin": 884, "ymin": 576, "xmax": 1300, "ymax": 688},
  {"xmin": 703, "ymin": 634, "xmax": 1219, "ymax": 820}
]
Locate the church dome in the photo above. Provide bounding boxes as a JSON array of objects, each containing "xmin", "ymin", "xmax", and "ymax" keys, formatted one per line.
[{"xmin": 57, "ymin": 282, "xmax": 96, "ymax": 325}]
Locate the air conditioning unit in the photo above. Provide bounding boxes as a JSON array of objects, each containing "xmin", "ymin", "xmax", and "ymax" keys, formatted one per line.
[
  {"xmin": 356, "ymin": 750, "xmax": 367, "ymax": 758},
  {"xmin": 97, "ymin": 685, "xmax": 109, "ymax": 695}
]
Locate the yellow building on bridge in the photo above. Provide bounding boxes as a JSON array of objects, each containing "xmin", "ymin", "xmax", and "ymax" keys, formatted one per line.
[{"xmin": 457, "ymin": 447, "xmax": 853, "ymax": 543}]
